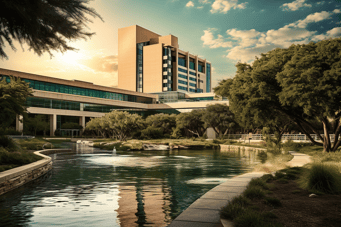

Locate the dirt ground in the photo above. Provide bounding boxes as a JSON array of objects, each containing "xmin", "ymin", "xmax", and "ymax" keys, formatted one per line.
[{"xmin": 255, "ymin": 179, "xmax": 341, "ymax": 227}]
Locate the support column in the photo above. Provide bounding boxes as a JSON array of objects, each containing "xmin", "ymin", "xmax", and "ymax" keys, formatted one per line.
[
  {"xmin": 16, "ymin": 115, "xmax": 23, "ymax": 132},
  {"xmin": 79, "ymin": 116, "xmax": 85, "ymax": 135},
  {"xmin": 50, "ymin": 114, "xmax": 57, "ymax": 136}
]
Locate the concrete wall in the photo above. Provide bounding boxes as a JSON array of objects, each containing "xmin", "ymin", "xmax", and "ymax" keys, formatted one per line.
[
  {"xmin": 220, "ymin": 144, "xmax": 267, "ymax": 153},
  {"xmin": 143, "ymin": 43, "xmax": 163, "ymax": 93},
  {"xmin": 0, "ymin": 149, "xmax": 71, "ymax": 196},
  {"xmin": 118, "ymin": 25, "xmax": 161, "ymax": 92}
]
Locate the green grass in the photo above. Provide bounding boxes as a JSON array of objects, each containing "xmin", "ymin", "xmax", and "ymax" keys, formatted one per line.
[
  {"xmin": 243, "ymin": 185, "xmax": 266, "ymax": 200},
  {"xmin": 0, "ymin": 147, "xmax": 43, "ymax": 172},
  {"xmin": 299, "ymin": 163, "xmax": 341, "ymax": 194}
]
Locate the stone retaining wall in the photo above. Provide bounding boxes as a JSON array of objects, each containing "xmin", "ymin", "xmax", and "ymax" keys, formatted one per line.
[
  {"xmin": 220, "ymin": 144, "xmax": 267, "ymax": 153},
  {"xmin": 0, "ymin": 149, "xmax": 71, "ymax": 196}
]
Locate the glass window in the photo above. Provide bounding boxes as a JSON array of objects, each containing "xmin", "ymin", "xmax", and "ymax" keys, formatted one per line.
[{"xmin": 178, "ymin": 58, "xmax": 186, "ymax": 67}]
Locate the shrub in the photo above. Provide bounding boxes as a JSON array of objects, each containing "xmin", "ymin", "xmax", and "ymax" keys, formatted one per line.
[
  {"xmin": 300, "ymin": 163, "xmax": 341, "ymax": 194},
  {"xmin": 140, "ymin": 127, "xmax": 164, "ymax": 139},
  {"xmin": 0, "ymin": 136, "xmax": 18, "ymax": 151},
  {"xmin": 220, "ymin": 195, "xmax": 250, "ymax": 219},
  {"xmin": 248, "ymin": 178, "xmax": 268, "ymax": 189},
  {"xmin": 243, "ymin": 185, "xmax": 265, "ymax": 200},
  {"xmin": 220, "ymin": 203, "xmax": 245, "ymax": 220}
]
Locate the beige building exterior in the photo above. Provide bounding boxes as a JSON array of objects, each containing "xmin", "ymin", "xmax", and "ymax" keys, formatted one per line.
[{"xmin": 118, "ymin": 25, "xmax": 212, "ymax": 94}]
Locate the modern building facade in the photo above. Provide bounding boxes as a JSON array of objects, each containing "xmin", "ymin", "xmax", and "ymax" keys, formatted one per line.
[
  {"xmin": 0, "ymin": 68, "xmax": 226, "ymax": 136},
  {"xmin": 118, "ymin": 25, "xmax": 212, "ymax": 94}
]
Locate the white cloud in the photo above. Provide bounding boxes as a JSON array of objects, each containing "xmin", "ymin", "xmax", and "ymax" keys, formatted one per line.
[
  {"xmin": 281, "ymin": 0, "xmax": 312, "ymax": 11},
  {"xmin": 333, "ymin": 9, "xmax": 341, "ymax": 13},
  {"xmin": 202, "ymin": 9, "xmax": 340, "ymax": 63},
  {"xmin": 287, "ymin": 11, "xmax": 333, "ymax": 28},
  {"xmin": 201, "ymin": 28, "xmax": 233, "ymax": 48},
  {"xmin": 210, "ymin": 0, "xmax": 248, "ymax": 14},
  {"xmin": 227, "ymin": 29, "xmax": 261, "ymax": 47},
  {"xmin": 199, "ymin": 0, "xmax": 211, "ymax": 4},
  {"xmin": 197, "ymin": 6, "xmax": 204, "ymax": 9},
  {"xmin": 265, "ymin": 27, "xmax": 315, "ymax": 47},
  {"xmin": 226, "ymin": 44, "xmax": 278, "ymax": 62},
  {"xmin": 326, "ymin": 27, "xmax": 341, "ymax": 37},
  {"xmin": 186, "ymin": 1, "xmax": 194, "ymax": 7}
]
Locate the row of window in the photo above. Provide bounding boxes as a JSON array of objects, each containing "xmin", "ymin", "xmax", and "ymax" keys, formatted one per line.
[
  {"xmin": 206, "ymin": 63, "xmax": 211, "ymax": 92},
  {"xmin": 189, "ymin": 88, "xmax": 196, "ymax": 92},
  {"xmin": 189, "ymin": 77, "xmax": 196, "ymax": 82},
  {"xmin": 178, "ymin": 74, "xmax": 187, "ymax": 80},
  {"xmin": 189, "ymin": 71, "xmax": 196, "ymax": 76},
  {"xmin": 178, "ymin": 80, "xmax": 188, "ymax": 85},
  {"xmin": 26, "ymin": 97, "xmax": 127, "ymax": 113},
  {"xmin": 178, "ymin": 85, "xmax": 187, "ymax": 91},
  {"xmin": 178, "ymin": 68, "xmax": 187, "ymax": 74},
  {"xmin": 1, "ymin": 75, "xmax": 153, "ymax": 104},
  {"xmin": 189, "ymin": 82, "xmax": 196, "ymax": 87}
]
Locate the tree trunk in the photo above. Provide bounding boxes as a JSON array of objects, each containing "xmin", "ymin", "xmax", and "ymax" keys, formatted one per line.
[{"xmin": 322, "ymin": 119, "xmax": 331, "ymax": 153}]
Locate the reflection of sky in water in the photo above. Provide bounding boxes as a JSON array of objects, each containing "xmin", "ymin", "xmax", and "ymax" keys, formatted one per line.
[{"xmin": 0, "ymin": 147, "xmax": 260, "ymax": 227}]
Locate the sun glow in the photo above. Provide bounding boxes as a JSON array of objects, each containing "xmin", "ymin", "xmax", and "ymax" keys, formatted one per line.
[{"xmin": 59, "ymin": 51, "xmax": 85, "ymax": 65}]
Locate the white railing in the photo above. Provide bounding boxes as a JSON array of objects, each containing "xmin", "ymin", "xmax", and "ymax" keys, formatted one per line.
[{"xmin": 226, "ymin": 134, "xmax": 339, "ymax": 142}]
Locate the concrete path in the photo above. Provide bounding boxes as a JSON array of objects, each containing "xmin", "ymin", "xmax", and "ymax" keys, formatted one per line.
[
  {"xmin": 287, "ymin": 151, "xmax": 312, "ymax": 167},
  {"xmin": 168, "ymin": 151, "xmax": 312, "ymax": 227},
  {"xmin": 167, "ymin": 172, "xmax": 265, "ymax": 227}
]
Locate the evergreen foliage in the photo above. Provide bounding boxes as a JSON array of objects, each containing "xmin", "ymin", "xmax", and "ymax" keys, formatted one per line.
[
  {"xmin": 214, "ymin": 38, "xmax": 341, "ymax": 152},
  {"xmin": 0, "ymin": 0, "xmax": 102, "ymax": 59}
]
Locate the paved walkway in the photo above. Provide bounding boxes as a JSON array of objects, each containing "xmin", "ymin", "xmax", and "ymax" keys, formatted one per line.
[{"xmin": 168, "ymin": 151, "xmax": 312, "ymax": 227}]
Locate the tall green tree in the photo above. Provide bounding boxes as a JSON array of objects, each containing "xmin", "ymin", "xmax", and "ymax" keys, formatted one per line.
[
  {"xmin": 0, "ymin": 76, "xmax": 32, "ymax": 129},
  {"xmin": 215, "ymin": 38, "xmax": 341, "ymax": 152},
  {"xmin": 0, "ymin": 0, "xmax": 102, "ymax": 59},
  {"xmin": 173, "ymin": 109, "xmax": 207, "ymax": 138},
  {"xmin": 202, "ymin": 104, "xmax": 235, "ymax": 138}
]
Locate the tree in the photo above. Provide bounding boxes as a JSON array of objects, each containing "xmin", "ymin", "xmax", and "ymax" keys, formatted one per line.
[
  {"xmin": 0, "ymin": 76, "xmax": 32, "ymax": 129},
  {"xmin": 144, "ymin": 113, "xmax": 176, "ymax": 135},
  {"xmin": 215, "ymin": 38, "xmax": 341, "ymax": 152},
  {"xmin": 25, "ymin": 115, "xmax": 50, "ymax": 136},
  {"xmin": 86, "ymin": 111, "xmax": 143, "ymax": 141},
  {"xmin": 202, "ymin": 104, "xmax": 235, "ymax": 138},
  {"xmin": 173, "ymin": 109, "xmax": 207, "ymax": 138},
  {"xmin": 0, "ymin": 0, "xmax": 102, "ymax": 59}
]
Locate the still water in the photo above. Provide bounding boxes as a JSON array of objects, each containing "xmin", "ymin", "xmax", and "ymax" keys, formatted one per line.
[{"xmin": 0, "ymin": 144, "xmax": 259, "ymax": 227}]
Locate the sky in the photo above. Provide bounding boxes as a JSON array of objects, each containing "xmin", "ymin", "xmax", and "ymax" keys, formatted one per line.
[{"xmin": 1, "ymin": 0, "xmax": 341, "ymax": 88}]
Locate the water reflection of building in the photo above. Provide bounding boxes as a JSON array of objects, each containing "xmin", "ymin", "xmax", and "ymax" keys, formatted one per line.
[{"xmin": 116, "ymin": 181, "xmax": 171, "ymax": 227}]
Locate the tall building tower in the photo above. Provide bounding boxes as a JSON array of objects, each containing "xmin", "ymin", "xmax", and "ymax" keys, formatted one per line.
[{"xmin": 118, "ymin": 25, "xmax": 212, "ymax": 94}]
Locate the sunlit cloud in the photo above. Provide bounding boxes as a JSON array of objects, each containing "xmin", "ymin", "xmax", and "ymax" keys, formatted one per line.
[
  {"xmin": 281, "ymin": 0, "xmax": 312, "ymax": 11},
  {"xmin": 210, "ymin": 0, "xmax": 247, "ymax": 14},
  {"xmin": 201, "ymin": 9, "xmax": 340, "ymax": 63},
  {"xmin": 201, "ymin": 28, "xmax": 233, "ymax": 48},
  {"xmin": 186, "ymin": 1, "xmax": 195, "ymax": 7},
  {"xmin": 199, "ymin": 0, "xmax": 211, "ymax": 4},
  {"xmin": 287, "ymin": 11, "xmax": 333, "ymax": 28}
]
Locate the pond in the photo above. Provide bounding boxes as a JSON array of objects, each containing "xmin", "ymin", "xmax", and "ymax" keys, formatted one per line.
[{"xmin": 0, "ymin": 143, "xmax": 260, "ymax": 227}]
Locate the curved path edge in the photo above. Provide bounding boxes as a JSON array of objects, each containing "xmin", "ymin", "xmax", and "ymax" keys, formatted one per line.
[
  {"xmin": 168, "ymin": 150, "xmax": 312, "ymax": 227},
  {"xmin": 0, "ymin": 148, "xmax": 71, "ymax": 196}
]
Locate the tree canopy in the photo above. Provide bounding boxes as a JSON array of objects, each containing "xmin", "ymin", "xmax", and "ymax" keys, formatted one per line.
[
  {"xmin": 0, "ymin": 0, "xmax": 102, "ymax": 59},
  {"xmin": 86, "ymin": 111, "xmax": 143, "ymax": 141},
  {"xmin": 215, "ymin": 38, "xmax": 341, "ymax": 152},
  {"xmin": 202, "ymin": 104, "xmax": 235, "ymax": 138},
  {"xmin": 0, "ymin": 76, "xmax": 32, "ymax": 129}
]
